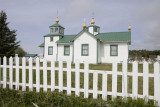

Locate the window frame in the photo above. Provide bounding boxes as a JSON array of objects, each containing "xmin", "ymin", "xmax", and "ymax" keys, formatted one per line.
[
  {"xmin": 81, "ymin": 44, "xmax": 89, "ymax": 56},
  {"xmin": 50, "ymin": 37, "xmax": 53, "ymax": 42},
  {"xmin": 110, "ymin": 45, "xmax": 118, "ymax": 56},
  {"xmin": 64, "ymin": 45, "xmax": 70, "ymax": 56},
  {"xmin": 48, "ymin": 46, "xmax": 53, "ymax": 55}
]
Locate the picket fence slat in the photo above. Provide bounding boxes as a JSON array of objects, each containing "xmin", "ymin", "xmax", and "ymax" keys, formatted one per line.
[
  {"xmin": 9, "ymin": 57, "xmax": 13, "ymax": 89},
  {"xmin": 43, "ymin": 58, "xmax": 47, "ymax": 92},
  {"xmin": 3, "ymin": 57, "xmax": 7, "ymax": 88},
  {"xmin": 36, "ymin": 57, "xmax": 40, "ymax": 92},
  {"xmin": 84, "ymin": 62, "xmax": 89, "ymax": 98},
  {"xmin": 51, "ymin": 60, "xmax": 55, "ymax": 91},
  {"xmin": 0, "ymin": 56, "xmax": 160, "ymax": 106},
  {"xmin": 143, "ymin": 61, "xmax": 149, "ymax": 101},
  {"xmin": 132, "ymin": 61, "xmax": 138, "ymax": 99},
  {"xmin": 75, "ymin": 60, "xmax": 80, "ymax": 96}
]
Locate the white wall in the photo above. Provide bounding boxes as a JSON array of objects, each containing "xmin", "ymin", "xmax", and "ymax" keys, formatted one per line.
[
  {"xmin": 74, "ymin": 32, "xmax": 97, "ymax": 64},
  {"xmin": 100, "ymin": 42, "xmax": 129, "ymax": 63},
  {"xmin": 44, "ymin": 36, "xmax": 59, "ymax": 61},
  {"xmin": 57, "ymin": 44, "xmax": 73, "ymax": 62}
]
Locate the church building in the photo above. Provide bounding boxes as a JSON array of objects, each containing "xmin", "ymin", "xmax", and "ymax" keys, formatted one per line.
[{"xmin": 39, "ymin": 17, "xmax": 131, "ymax": 64}]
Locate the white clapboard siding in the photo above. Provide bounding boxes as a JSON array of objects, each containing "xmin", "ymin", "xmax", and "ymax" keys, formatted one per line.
[{"xmin": 0, "ymin": 56, "xmax": 160, "ymax": 106}]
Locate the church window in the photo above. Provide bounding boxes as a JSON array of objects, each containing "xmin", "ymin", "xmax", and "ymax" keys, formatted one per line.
[
  {"xmin": 55, "ymin": 28, "xmax": 58, "ymax": 32},
  {"xmin": 110, "ymin": 45, "xmax": 118, "ymax": 56},
  {"xmin": 81, "ymin": 44, "xmax": 89, "ymax": 56},
  {"xmin": 64, "ymin": 45, "xmax": 70, "ymax": 56},
  {"xmin": 50, "ymin": 37, "xmax": 53, "ymax": 42},
  {"xmin": 48, "ymin": 46, "xmax": 53, "ymax": 55}
]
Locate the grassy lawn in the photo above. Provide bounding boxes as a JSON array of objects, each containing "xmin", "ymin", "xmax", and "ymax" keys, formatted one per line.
[{"xmin": 1, "ymin": 62, "xmax": 154, "ymax": 97}]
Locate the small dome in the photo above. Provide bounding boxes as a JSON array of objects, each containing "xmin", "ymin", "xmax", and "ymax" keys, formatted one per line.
[
  {"xmin": 128, "ymin": 25, "xmax": 131, "ymax": 31},
  {"xmin": 56, "ymin": 17, "xmax": 59, "ymax": 23},
  {"xmin": 91, "ymin": 18, "xmax": 95, "ymax": 24},
  {"xmin": 83, "ymin": 21, "xmax": 87, "ymax": 28}
]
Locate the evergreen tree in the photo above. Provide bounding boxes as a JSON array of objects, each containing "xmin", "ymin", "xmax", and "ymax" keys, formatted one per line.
[{"xmin": 0, "ymin": 10, "xmax": 20, "ymax": 58}]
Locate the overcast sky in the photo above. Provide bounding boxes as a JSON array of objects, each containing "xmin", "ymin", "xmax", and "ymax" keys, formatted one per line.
[{"xmin": 0, "ymin": 0, "xmax": 160, "ymax": 54}]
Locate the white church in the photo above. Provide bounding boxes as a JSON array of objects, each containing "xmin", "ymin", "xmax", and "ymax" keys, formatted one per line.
[{"xmin": 39, "ymin": 17, "xmax": 131, "ymax": 64}]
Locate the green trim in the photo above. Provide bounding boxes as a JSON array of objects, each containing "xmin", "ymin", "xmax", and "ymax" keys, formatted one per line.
[
  {"xmin": 81, "ymin": 44, "xmax": 89, "ymax": 56},
  {"xmin": 97, "ymin": 40, "xmax": 98, "ymax": 64},
  {"xmin": 110, "ymin": 45, "xmax": 118, "ymax": 56},
  {"xmin": 64, "ymin": 45, "xmax": 70, "ymax": 56},
  {"xmin": 48, "ymin": 46, "xmax": 53, "ymax": 55}
]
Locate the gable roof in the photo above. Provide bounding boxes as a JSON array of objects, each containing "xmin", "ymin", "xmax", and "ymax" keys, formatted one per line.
[
  {"xmin": 39, "ymin": 43, "xmax": 44, "ymax": 47},
  {"xmin": 49, "ymin": 23, "xmax": 64, "ymax": 29},
  {"xmin": 96, "ymin": 32, "xmax": 131, "ymax": 43},
  {"xmin": 71, "ymin": 29, "xmax": 99, "ymax": 42},
  {"xmin": 56, "ymin": 35, "xmax": 76, "ymax": 43}
]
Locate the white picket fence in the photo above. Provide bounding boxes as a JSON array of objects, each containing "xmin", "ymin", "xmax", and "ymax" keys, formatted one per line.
[{"xmin": 0, "ymin": 56, "xmax": 160, "ymax": 106}]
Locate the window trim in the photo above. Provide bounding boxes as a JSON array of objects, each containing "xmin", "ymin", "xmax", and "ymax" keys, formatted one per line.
[
  {"xmin": 110, "ymin": 45, "xmax": 118, "ymax": 56},
  {"xmin": 81, "ymin": 44, "xmax": 89, "ymax": 56},
  {"xmin": 64, "ymin": 45, "xmax": 70, "ymax": 56},
  {"xmin": 48, "ymin": 46, "xmax": 53, "ymax": 55}
]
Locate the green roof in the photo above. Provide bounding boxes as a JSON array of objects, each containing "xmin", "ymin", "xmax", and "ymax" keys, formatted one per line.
[
  {"xmin": 56, "ymin": 35, "xmax": 76, "ymax": 43},
  {"xmin": 49, "ymin": 23, "xmax": 64, "ymax": 28},
  {"xmin": 25, "ymin": 54, "xmax": 37, "ymax": 57},
  {"xmin": 96, "ymin": 32, "xmax": 131, "ymax": 42},
  {"xmin": 39, "ymin": 43, "xmax": 44, "ymax": 47},
  {"xmin": 44, "ymin": 33, "xmax": 64, "ymax": 37}
]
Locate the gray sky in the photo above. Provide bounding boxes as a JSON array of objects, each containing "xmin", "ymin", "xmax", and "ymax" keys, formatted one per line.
[{"xmin": 0, "ymin": 0, "xmax": 160, "ymax": 54}]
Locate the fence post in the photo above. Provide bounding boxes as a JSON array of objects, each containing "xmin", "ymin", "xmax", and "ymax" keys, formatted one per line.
[
  {"xmin": 84, "ymin": 61, "xmax": 89, "ymax": 98},
  {"xmin": 22, "ymin": 57, "xmax": 26, "ymax": 91},
  {"xmin": 112, "ymin": 62, "xmax": 117, "ymax": 100},
  {"xmin": 51, "ymin": 59, "xmax": 55, "ymax": 91},
  {"xmin": 43, "ymin": 58, "xmax": 47, "ymax": 92},
  {"xmin": 59, "ymin": 60, "xmax": 63, "ymax": 92},
  {"xmin": 67, "ymin": 60, "xmax": 71, "ymax": 95},
  {"xmin": 3, "ymin": 56, "xmax": 7, "ymax": 88},
  {"xmin": 29, "ymin": 57, "xmax": 33, "ymax": 91},
  {"xmin": 132, "ymin": 61, "xmax": 138, "ymax": 99},
  {"xmin": 154, "ymin": 62, "xmax": 160, "ymax": 106},
  {"xmin": 122, "ymin": 60, "xmax": 128, "ymax": 97},
  {"xmin": 9, "ymin": 57, "xmax": 13, "ymax": 89},
  {"xmin": 93, "ymin": 71, "xmax": 98, "ymax": 99},
  {"xmin": 143, "ymin": 61, "xmax": 149, "ymax": 101},
  {"xmin": 36, "ymin": 57, "xmax": 40, "ymax": 92},
  {"xmin": 75, "ymin": 60, "xmax": 80, "ymax": 96},
  {"xmin": 15, "ymin": 56, "xmax": 20, "ymax": 90},
  {"xmin": 102, "ymin": 72, "xmax": 107, "ymax": 100}
]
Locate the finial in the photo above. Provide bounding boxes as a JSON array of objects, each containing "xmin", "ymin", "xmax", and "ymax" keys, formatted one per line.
[
  {"xmin": 91, "ymin": 12, "xmax": 95, "ymax": 24},
  {"xmin": 128, "ymin": 25, "xmax": 131, "ymax": 31},
  {"xmin": 83, "ymin": 18, "xmax": 87, "ymax": 28},
  {"xmin": 56, "ymin": 11, "xmax": 59, "ymax": 23}
]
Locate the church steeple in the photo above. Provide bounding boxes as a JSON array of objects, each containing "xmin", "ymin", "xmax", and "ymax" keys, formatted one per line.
[
  {"xmin": 56, "ymin": 17, "xmax": 59, "ymax": 23},
  {"xmin": 83, "ymin": 19, "xmax": 87, "ymax": 29}
]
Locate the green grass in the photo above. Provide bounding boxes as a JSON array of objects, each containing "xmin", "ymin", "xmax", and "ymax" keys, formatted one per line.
[
  {"xmin": 0, "ymin": 63, "xmax": 154, "ymax": 97},
  {"xmin": 0, "ymin": 88, "xmax": 155, "ymax": 107}
]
